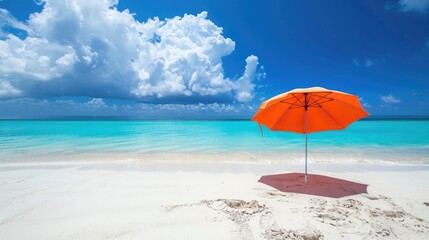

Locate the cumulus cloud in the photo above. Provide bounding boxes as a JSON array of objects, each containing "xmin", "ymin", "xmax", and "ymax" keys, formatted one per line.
[
  {"xmin": 397, "ymin": 0, "xmax": 429, "ymax": 12},
  {"xmin": 0, "ymin": 0, "xmax": 263, "ymax": 103},
  {"xmin": 381, "ymin": 94, "xmax": 401, "ymax": 103},
  {"xmin": 235, "ymin": 55, "xmax": 258, "ymax": 102}
]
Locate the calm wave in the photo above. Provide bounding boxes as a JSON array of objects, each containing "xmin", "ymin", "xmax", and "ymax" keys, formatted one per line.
[{"xmin": 0, "ymin": 120, "xmax": 428, "ymax": 163}]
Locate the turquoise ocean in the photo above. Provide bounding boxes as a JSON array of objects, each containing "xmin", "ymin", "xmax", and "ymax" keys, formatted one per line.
[{"xmin": 0, "ymin": 119, "xmax": 428, "ymax": 164}]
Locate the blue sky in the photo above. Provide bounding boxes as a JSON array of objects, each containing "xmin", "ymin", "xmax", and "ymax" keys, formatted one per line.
[{"xmin": 0, "ymin": 0, "xmax": 428, "ymax": 118}]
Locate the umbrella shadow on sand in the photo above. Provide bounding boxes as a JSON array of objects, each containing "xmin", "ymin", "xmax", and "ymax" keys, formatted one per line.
[{"xmin": 259, "ymin": 173, "xmax": 368, "ymax": 198}]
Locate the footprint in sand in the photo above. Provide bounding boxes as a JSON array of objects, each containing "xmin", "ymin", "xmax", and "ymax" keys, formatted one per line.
[
  {"xmin": 309, "ymin": 198, "xmax": 327, "ymax": 212},
  {"xmin": 374, "ymin": 228, "xmax": 391, "ymax": 237},
  {"xmin": 363, "ymin": 194, "xmax": 429, "ymax": 232},
  {"xmin": 202, "ymin": 199, "xmax": 267, "ymax": 223},
  {"xmin": 264, "ymin": 228, "xmax": 323, "ymax": 240},
  {"xmin": 257, "ymin": 190, "xmax": 295, "ymax": 202},
  {"xmin": 383, "ymin": 210, "xmax": 405, "ymax": 222},
  {"xmin": 308, "ymin": 194, "xmax": 429, "ymax": 238},
  {"xmin": 165, "ymin": 199, "xmax": 279, "ymax": 239},
  {"xmin": 339, "ymin": 198, "xmax": 363, "ymax": 210},
  {"xmin": 201, "ymin": 199, "xmax": 268, "ymax": 239},
  {"xmin": 364, "ymin": 194, "xmax": 383, "ymax": 201},
  {"xmin": 363, "ymin": 194, "xmax": 398, "ymax": 206},
  {"xmin": 310, "ymin": 198, "xmax": 362, "ymax": 227}
]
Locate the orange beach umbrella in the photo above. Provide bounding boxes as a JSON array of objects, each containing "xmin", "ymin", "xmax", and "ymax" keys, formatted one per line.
[{"xmin": 252, "ymin": 87, "xmax": 369, "ymax": 182}]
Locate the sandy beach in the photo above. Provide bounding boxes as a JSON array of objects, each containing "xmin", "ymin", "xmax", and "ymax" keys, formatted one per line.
[
  {"xmin": 1, "ymin": 157, "xmax": 428, "ymax": 240},
  {"xmin": 1, "ymin": 0, "xmax": 429, "ymax": 239}
]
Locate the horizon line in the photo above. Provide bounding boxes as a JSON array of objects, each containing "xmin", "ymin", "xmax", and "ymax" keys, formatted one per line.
[{"xmin": 1, "ymin": 115, "xmax": 429, "ymax": 121}]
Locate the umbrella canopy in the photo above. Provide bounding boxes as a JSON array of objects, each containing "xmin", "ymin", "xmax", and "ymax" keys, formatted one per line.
[
  {"xmin": 252, "ymin": 87, "xmax": 369, "ymax": 133},
  {"xmin": 252, "ymin": 86, "xmax": 369, "ymax": 183}
]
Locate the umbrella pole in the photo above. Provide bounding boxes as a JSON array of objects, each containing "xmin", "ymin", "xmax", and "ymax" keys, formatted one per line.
[
  {"xmin": 304, "ymin": 93, "xmax": 308, "ymax": 184},
  {"xmin": 305, "ymin": 132, "xmax": 308, "ymax": 184}
]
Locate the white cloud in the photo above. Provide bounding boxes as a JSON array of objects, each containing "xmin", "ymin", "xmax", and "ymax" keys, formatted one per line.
[
  {"xmin": 235, "ymin": 55, "xmax": 258, "ymax": 102},
  {"xmin": 85, "ymin": 98, "xmax": 106, "ymax": 108},
  {"xmin": 353, "ymin": 58, "xmax": 377, "ymax": 67},
  {"xmin": 398, "ymin": 0, "xmax": 429, "ymax": 12},
  {"xmin": 0, "ymin": 79, "xmax": 21, "ymax": 96},
  {"xmin": 0, "ymin": 9, "xmax": 31, "ymax": 37},
  {"xmin": 358, "ymin": 97, "xmax": 371, "ymax": 108},
  {"xmin": 362, "ymin": 102, "xmax": 371, "ymax": 108},
  {"xmin": 141, "ymin": 102, "xmax": 243, "ymax": 113},
  {"xmin": 0, "ymin": 1, "xmax": 263, "ymax": 103},
  {"xmin": 364, "ymin": 59, "xmax": 374, "ymax": 67},
  {"xmin": 380, "ymin": 94, "xmax": 401, "ymax": 103},
  {"xmin": 0, "ymin": 34, "xmax": 79, "ymax": 80}
]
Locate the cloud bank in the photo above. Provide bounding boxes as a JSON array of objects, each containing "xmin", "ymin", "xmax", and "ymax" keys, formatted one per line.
[
  {"xmin": 0, "ymin": 0, "xmax": 263, "ymax": 103},
  {"xmin": 0, "ymin": 97, "xmax": 254, "ymax": 118}
]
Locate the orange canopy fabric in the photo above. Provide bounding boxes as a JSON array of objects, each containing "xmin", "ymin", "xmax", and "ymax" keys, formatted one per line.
[{"xmin": 252, "ymin": 87, "xmax": 369, "ymax": 134}]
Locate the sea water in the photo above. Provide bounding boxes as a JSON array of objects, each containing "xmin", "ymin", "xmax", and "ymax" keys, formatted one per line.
[{"xmin": 0, "ymin": 119, "xmax": 428, "ymax": 164}]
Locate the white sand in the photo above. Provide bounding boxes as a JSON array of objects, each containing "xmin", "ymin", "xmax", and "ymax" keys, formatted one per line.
[{"xmin": 0, "ymin": 159, "xmax": 428, "ymax": 240}]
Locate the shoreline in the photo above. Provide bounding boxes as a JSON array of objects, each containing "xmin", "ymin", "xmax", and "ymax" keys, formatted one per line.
[
  {"xmin": 1, "ymin": 150, "xmax": 429, "ymax": 166},
  {"xmin": 1, "ymin": 157, "xmax": 429, "ymax": 172},
  {"xmin": 1, "ymin": 159, "xmax": 428, "ymax": 239}
]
